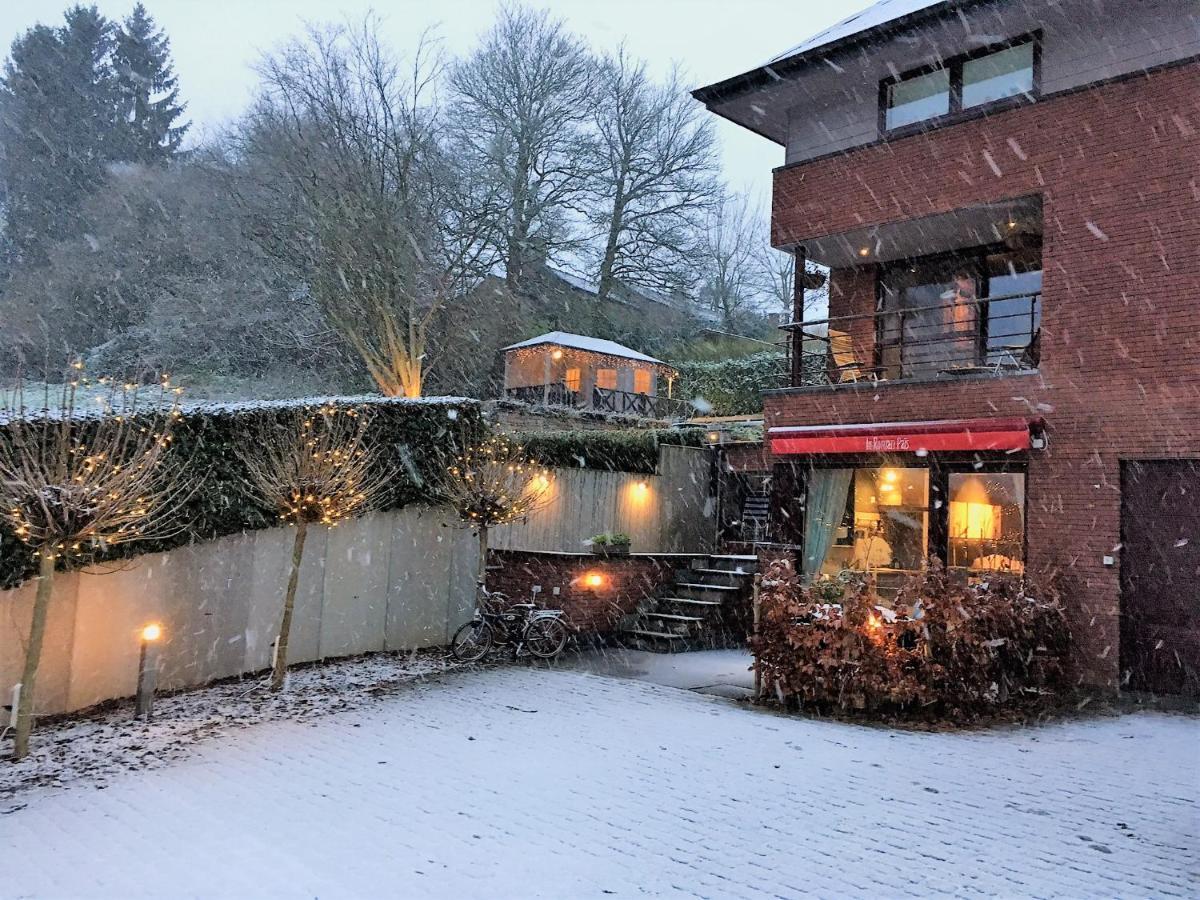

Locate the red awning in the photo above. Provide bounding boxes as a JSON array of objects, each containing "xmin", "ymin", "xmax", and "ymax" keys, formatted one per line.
[{"xmin": 770, "ymin": 417, "xmax": 1036, "ymax": 456}]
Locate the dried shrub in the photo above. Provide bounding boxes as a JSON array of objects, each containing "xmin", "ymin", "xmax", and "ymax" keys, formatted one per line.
[{"xmin": 751, "ymin": 555, "xmax": 1070, "ymax": 718}]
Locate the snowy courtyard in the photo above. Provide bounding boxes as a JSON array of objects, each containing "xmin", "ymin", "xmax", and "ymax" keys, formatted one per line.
[{"xmin": 2, "ymin": 663, "xmax": 1196, "ymax": 899}]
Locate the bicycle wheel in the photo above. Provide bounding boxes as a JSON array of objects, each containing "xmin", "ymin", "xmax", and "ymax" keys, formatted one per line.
[
  {"xmin": 523, "ymin": 617, "xmax": 569, "ymax": 659},
  {"xmin": 451, "ymin": 619, "xmax": 494, "ymax": 662}
]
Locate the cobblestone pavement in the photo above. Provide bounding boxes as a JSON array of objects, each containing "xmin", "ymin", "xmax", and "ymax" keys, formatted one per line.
[{"xmin": 3, "ymin": 666, "xmax": 1197, "ymax": 898}]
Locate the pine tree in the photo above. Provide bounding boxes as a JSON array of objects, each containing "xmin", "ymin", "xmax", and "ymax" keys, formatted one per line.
[
  {"xmin": 0, "ymin": 5, "xmax": 121, "ymax": 261},
  {"xmin": 113, "ymin": 3, "xmax": 187, "ymax": 163}
]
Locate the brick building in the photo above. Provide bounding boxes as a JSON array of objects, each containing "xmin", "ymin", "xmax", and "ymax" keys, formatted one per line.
[{"xmin": 694, "ymin": 0, "xmax": 1200, "ymax": 691}]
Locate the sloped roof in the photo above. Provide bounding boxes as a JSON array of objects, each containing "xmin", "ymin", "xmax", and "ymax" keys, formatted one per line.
[
  {"xmin": 502, "ymin": 331, "xmax": 670, "ymax": 367},
  {"xmin": 693, "ymin": 0, "xmax": 960, "ymax": 105},
  {"xmin": 765, "ymin": 0, "xmax": 945, "ymax": 65}
]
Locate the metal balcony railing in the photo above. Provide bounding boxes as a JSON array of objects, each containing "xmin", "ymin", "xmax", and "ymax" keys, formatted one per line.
[
  {"xmin": 505, "ymin": 383, "xmax": 692, "ymax": 421},
  {"xmin": 777, "ymin": 291, "xmax": 1041, "ymax": 389}
]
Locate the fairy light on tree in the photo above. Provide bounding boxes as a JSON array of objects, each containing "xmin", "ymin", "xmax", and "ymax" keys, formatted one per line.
[
  {"xmin": 439, "ymin": 435, "xmax": 552, "ymax": 601},
  {"xmin": 235, "ymin": 404, "xmax": 391, "ymax": 691},
  {"xmin": 0, "ymin": 367, "xmax": 192, "ymax": 760}
]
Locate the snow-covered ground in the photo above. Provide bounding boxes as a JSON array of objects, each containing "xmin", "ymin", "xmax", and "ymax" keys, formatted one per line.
[{"xmin": 1, "ymin": 666, "xmax": 1197, "ymax": 899}]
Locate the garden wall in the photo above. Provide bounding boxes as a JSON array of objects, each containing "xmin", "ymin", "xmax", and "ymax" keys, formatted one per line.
[
  {"xmin": 491, "ymin": 445, "xmax": 716, "ymax": 554},
  {"xmin": 0, "ymin": 506, "xmax": 478, "ymax": 717}
]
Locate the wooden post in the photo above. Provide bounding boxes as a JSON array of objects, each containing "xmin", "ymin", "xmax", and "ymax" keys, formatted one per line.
[
  {"xmin": 752, "ymin": 571, "xmax": 763, "ymax": 701},
  {"xmin": 790, "ymin": 246, "xmax": 807, "ymax": 386},
  {"xmin": 542, "ymin": 350, "xmax": 552, "ymax": 405}
]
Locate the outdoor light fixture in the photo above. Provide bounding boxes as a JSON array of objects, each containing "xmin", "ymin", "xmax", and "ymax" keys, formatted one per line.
[
  {"xmin": 136, "ymin": 623, "xmax": 164, "ymax": 720},
  {"xmin": 551, "ymin": 349, "xmax": 564, "ymax": 360},
  {"xmin": 635, "ymin": 481, "xmax": 648, "ymax": 493},
  {"xmin": 585, "ymin": 572, "xmax": 604, "ymax": 588},
  {"xmin": 706, "ymin": 431, "xmax": 721, "ymax": 444},
  {"xmin": 858, "ymin": 246, "xmax": 871, "ymax": 257}
]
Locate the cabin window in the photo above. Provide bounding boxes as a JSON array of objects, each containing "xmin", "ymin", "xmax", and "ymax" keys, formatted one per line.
[
  {"xmin": 564, "ymin": 367, "xmax": 581, "ymax": 392},
  {"xmin": 881, "ymin": 35, "xmax": 1038, "ymax": 133},
  {"xmin": 633, "ymin": 369, "xmax": 652, "ymax": 395},
  {"xmin": 595, "ymin": 368, "xmax": 617, "ymax": 390}
]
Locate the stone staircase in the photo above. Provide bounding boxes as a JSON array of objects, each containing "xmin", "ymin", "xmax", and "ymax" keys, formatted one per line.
[{"xmin": 621, "ymin": 554, "xmax": 758, "ymax": 652}]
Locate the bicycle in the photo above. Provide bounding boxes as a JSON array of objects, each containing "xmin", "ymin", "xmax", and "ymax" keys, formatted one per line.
[{"xmin": 450, "ymin": 587, "xmax": 570, "ymax": 663}]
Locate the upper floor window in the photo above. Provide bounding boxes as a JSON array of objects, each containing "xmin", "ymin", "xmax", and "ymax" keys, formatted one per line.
[{"xmin": 881, "ymin": 36, "xmax": 1038, "ymax": 134}]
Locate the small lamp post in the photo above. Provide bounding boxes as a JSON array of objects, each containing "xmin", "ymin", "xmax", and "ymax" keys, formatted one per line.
[{"xmin": 136, "ymin": 623, "xmax": 163, "ymax": 720}]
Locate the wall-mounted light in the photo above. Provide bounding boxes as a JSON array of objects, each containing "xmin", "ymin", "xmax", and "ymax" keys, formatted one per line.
[
  {"xmin": 858, "ymin": 246, "xmax": 871, "ymax": 258},
  {"xmin": 584, "ymin": 572, "xmax": 604, "ymax": 589},
  {"xmin": 551, "ymin": 349, "xmax": 564, "ymax": 360},
  {"xmin": 706, "ymin": 430, "xmax": 721, "ymax": 444}
]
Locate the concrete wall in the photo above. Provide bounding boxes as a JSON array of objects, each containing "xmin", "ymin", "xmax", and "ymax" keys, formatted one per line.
[
  {"xmin": 491, "ymin": 445, "xmax": 716, "ymax": 554},
  {"xmin": 0, "ymin": 506, "xmax": 478, "ymax": 716}
]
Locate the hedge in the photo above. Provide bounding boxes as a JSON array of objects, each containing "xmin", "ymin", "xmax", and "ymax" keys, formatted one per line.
[
  {"xmin": 672, "ymin": 352, "xmax": 782, "ymax": 416},
  {"xmin": 0, "ymin": 395, "xmax": 486, "ymax": 590},
  {"xmin": 520, "ymin": 428, "xmax": 708, "ymax": 475}
]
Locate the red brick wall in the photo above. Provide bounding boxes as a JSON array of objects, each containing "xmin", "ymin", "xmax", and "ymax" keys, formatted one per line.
[
  {"xmin": 488, "ymin": 550, "xmax": 686, "ymax": 634},
  {"xmin": 768, "ymin": 62, "xmax": 1200, "ymax": 689}
]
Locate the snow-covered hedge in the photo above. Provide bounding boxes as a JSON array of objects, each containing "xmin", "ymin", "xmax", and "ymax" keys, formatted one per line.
[
  {"xmin": 0, "ymin": 395, "xmax": 485, "ymax": 589},
  {"xmin": 519, "ymin": 427, "xmax": 707, "ymax": 475}
]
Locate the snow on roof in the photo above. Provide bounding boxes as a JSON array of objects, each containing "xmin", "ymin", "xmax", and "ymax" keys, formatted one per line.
[
  {"xmin": 502, "ymin": 331, "xmax": 670, "ymax": 367},
  {"xmin": 765, "ymin": 0, "xmax": 948, "ymax": 65},
  {"xmin": 550, "ymin": 268, "xmax": 601, "ymax": 296}
]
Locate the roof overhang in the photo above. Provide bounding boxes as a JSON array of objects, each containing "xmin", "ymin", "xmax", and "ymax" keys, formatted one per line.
[
  {"xmin": 769, "ymin": 416, "xmax": 1040, "ymax": 455},
  {"xmin": 787, "ymin": 195, "xmax": 1043, "ymax": 268}
]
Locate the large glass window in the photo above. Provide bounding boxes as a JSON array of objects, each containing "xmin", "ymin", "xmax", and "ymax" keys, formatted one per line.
[
  {"xmin": 948, "ymin": 472, "xmax": 1026, "ymax": 573},
  {"xmin": 633, "ymin": 369, "xmax": 652, "ymax": 395},
  {"xmin": 595, "ymin": 368, "xmax": 617, "ymax": 390},
  {"xmin": 806, "ymin": 467, "xmax": 929, "ymax": 577},
  {"xmin": 885, "ymin": 68, "xmax": 950, "ymax": 130},
  {"xmin": 962, "ymin": 43, "xmax": 1034, "ymax": 109},
  {"xmin": 564, "ymin": 367, "xmax": 581, "ymax": 392}
]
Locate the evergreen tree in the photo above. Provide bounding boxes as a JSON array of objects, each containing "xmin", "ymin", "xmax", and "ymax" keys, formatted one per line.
[
  {"xmin": 113, "ymin": 3, "xmax": 187, "ymax": 163},
  {"xmin": 0, "ymin": 5, "xmax": 120, "ymax": 261}
]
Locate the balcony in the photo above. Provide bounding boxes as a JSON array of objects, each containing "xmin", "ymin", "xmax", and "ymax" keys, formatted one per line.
[
  {"xmin": 778, "ymin": 290, "xmax": 1041, "ymax": 389},
  {"xmin": 505, "ymin": 383, "xmax": 693, "ymax": 421}
]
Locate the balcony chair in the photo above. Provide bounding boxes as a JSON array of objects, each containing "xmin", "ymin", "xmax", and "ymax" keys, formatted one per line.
[{"xmin": 827, "ymin": 329, "xmax": 885, "ymax": 384}]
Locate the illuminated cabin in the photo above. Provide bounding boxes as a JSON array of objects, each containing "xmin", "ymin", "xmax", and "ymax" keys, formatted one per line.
[{"xmin": 502, "ymin": 331, "xmax": 687, "ymax": 421}]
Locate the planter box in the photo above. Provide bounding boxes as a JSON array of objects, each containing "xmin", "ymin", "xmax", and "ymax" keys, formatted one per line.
[{"xmin": 593, "ymin": 544, "xmax": 631, "ymax": 558}]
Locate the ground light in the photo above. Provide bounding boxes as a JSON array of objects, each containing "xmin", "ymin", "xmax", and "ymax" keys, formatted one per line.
[{"xmin": 136, "ymin": 623, "xmax": 164, "ymax": 720}]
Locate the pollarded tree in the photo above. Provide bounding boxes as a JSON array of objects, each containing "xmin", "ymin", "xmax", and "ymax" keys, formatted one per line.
[
  {"xmin": 0, "ymin": 369, "xmax": 193, "ymax": 760},
  {"xmin": 439, "ymin": 435, "xmax": 551, "ymax": 599},
  {"xmin": 235, "ymin": 404, "xmax": 391, "ymax": 691}
]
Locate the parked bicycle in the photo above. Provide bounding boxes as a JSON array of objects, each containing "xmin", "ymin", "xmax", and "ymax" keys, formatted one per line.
[{"xmin": 451, "ymin": 588, "xmax": 570, "ymax": 662}]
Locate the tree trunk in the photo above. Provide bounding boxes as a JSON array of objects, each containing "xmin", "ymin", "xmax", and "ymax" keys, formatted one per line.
[
  {"xmin": 597, "ymin": 192, "xmax": 625, "ymax": 302},
  {"xmin": 271, "ymin": 520, "xmax": 309, "ymax": 692},
  {"xmin": 476, "ymin": 525, "xmax": 489, "ymax": 604},
  {"xmin": 12, "ymin": 552, "xmax": 56, "ymax": 760}
]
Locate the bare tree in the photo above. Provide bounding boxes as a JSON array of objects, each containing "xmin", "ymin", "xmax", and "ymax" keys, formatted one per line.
[
  {"xmin": 235, "ymin": 404, "xmax": 391, "ymax": 691},
  {"xmin": 0, "ymin": 371, "xmax": 193, "ymax": 759},
  {"xmin": 697, "ymin": 192, "xmax": 764, "ymax": 327},
  {"xmin": 587, "ymin": 48, "xmax": 719, "ymax": 301},
  {"xmin": 449, "ymin": 5, "xmax": 595, "ymax": 290},
  {"xmin": 438, "ymin": 434, "xmax": 551, "ymax": 598},
  {"xmin": 235, "ymin": 19, "xmax": 496, "ymax": 398}
]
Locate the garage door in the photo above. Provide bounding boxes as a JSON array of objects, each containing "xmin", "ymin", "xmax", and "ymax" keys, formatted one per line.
[{"xmin": 1120, "ymin": 460, "xmax": 1200, "ymax": 695}]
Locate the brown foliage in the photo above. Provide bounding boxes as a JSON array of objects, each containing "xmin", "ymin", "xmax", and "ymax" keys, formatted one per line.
[{"xmin": 751, "ymin": 556, "xmax": 1070, "ymax": 717}]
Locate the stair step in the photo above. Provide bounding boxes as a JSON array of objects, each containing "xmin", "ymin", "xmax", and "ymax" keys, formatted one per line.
[
  {"xmin": 645, "ymin": 613, "xmax": 705, "ymax": 623},
  {"xmin": 662, "ymin": 597, "xmax": 723, "ymax": 607},
  {"xmin": 675, "ymin": 582, "xmax": 739, "ymax": 592},
  {"xmin": 690, "ymin": 567, "xmax": 751, "ymax": 577},
  {"xmin": 709, "ymin": 554, "xmax": 758, "ymax": 561},
  {"xmin": 627, "ymin": 629, "xmax": 687, "ymax": 641}
]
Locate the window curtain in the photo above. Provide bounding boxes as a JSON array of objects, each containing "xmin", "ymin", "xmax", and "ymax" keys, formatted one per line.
[{"xmin": 803, "ymin": 468, "xmax": 853, "ymax": 578}]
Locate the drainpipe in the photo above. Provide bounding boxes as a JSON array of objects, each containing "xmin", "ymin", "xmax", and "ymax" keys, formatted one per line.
[{"xmin": 790, "ymin": 246, "xmax": 807, "ymax": 386}]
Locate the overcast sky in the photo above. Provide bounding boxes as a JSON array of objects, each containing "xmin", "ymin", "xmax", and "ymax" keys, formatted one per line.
[{"xmin": 2, "ymin": 0, "xmax": 874, "ymax": 203}]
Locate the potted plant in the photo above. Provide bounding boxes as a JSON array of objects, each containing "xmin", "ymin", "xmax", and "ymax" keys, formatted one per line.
[{"xmin": 589, "ymin": 531, "xmax": 631, "ymax": 557}]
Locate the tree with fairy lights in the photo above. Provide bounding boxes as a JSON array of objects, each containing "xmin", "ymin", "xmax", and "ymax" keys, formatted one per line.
[
  {"xmin": 235, "ymin": 404, "xmax": 391, "ymax": 691},
  {"xmin": 439, "ymin": 435, "xmax": 552, "ymax": 601},
  {"xmin": 0, "ymin": 368, "xmax": 192, "ymax": 760}
]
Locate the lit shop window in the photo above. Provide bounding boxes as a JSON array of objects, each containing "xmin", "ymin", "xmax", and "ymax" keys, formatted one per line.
[{"xmin": 948, "ymin": 472, "xmax": 1026, "ymax": 573}]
